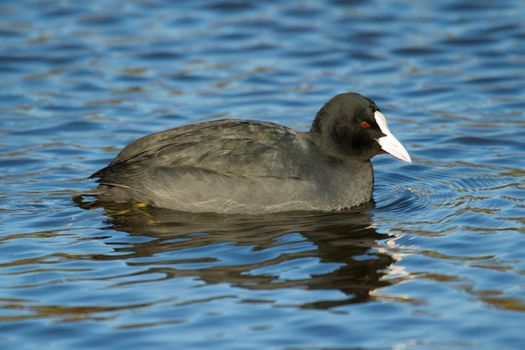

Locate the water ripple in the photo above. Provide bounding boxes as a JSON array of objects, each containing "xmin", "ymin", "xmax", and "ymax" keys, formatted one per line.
[{"xmin": 1, "ymin": 0, "xmax": 525, "ymax": 349}]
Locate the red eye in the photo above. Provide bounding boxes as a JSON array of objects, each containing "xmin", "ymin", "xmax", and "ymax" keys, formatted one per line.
[{"xmin": 360, "ymin": 121, "xmax": 370, "ymax": 128}]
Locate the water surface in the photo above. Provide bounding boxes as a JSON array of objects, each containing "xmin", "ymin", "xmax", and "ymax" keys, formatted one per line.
[{"xmin": 1, "ymin": 1, "xmax": 525, "ymax": 349}]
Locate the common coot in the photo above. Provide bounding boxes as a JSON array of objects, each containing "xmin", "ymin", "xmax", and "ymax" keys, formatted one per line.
[{"xmin": 88, "ymin": 92, "xmax": 411, "ymax": 213}]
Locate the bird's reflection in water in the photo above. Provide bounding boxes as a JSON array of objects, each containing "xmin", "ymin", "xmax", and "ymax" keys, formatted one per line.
[{"xmin": 78, "ymin": 199, "xmax": 397, "ymax": 309}]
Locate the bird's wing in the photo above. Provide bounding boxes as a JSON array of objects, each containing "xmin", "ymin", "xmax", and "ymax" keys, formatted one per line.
[{"xmin": 90, "ymin": 120, "xmax": 312, "ymax": 186}]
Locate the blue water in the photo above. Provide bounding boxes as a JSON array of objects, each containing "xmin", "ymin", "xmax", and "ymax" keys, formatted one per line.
[{"xmin": 1, "ymin": 1, "xmax": 525, "ymax": 349}]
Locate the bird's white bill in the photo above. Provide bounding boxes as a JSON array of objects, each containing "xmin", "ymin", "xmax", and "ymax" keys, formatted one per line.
[{"xmin": 374, "ymin": 111, "xmax": 412, "ymax": 163}]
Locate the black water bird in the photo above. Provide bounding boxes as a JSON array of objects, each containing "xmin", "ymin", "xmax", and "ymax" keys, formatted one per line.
[{"xmin": 88, "ymin": 92, "xmax": 411, "ymax": 213}]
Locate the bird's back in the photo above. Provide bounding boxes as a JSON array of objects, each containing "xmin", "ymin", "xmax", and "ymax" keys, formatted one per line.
[{"xmin": 92, "ymin": 120, "xmax": 312, "ymax": 182}]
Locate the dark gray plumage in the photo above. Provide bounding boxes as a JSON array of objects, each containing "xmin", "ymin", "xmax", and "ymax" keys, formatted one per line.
[{"xmin": 88, "ymin": 92, "xmax": 411, "ymax": 214}]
